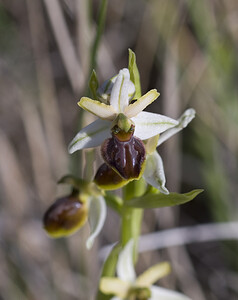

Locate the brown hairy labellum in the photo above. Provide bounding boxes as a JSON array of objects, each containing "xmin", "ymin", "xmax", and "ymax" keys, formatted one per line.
[
  {"xmin": 94, "ymin": 163, "xmax": 128, "ymax": 190},
  {"xmin": 101, "ymin": 125, "xmax": 146, "ymax": 180}
]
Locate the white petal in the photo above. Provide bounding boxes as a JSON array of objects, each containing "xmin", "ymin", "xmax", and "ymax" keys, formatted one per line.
[
  {"xmin": 110, "ymin": 68, "xmax": 134, "ymax": 113},
  {"xmin": 143, "ymin": 151, "xmax": 169, "ymax": 194},
  {"xmin": 150, "ymin": 286, "xmax": 192, "ymax": 300},
  {"xmin": 86, "ymin": 196, "xmax": 107, "ymax": 249},
  {"xmin": 68, "ymin": 119, "xmax": 111, "ymax": 153},
  {"xmin": 79, "ymin": 97, "xmax": 117, "ymax": 120},
  {"xmin": 132, "ymin": 112, "xmax": 179, "ymax": 140},
  {"xmin": 157, "ymin": 108, "xmax": 196, "ymax": 146},
  {"xmin": 117, "ymin": 239, "xmax": 136, "ymax": 282},
  {"xmin": 125, "ymin": 89, "xmax": 159, "ymax": 118}
]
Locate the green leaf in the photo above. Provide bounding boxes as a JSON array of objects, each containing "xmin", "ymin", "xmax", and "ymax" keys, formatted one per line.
[
  {"xmin": 128, "ymin": 49, "xmax": 141, "ymax": 99},
  {"xmin": 125, "ymin": 189, "xmax": 204, "ymax": 209},
  {"xmin": 89, "ymin": 69, "xmax": 99, "ymax": 99},
  {"xmin": 96, "ymin": 244, "xmax": 121, "ymax": 300}
]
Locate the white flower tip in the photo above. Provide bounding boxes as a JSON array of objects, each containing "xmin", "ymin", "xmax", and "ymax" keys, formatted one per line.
[
  {"xmin": 68, "ymin": 138, "xmax": 79, "ymax": 154},
  {"xmin": 178, "ymin": 108, "xmax": 196, "ymax": 129},
  {"xmin": 86, "ymin": 237, "xmax": 93, "ymax": 249},
  {"xmin": 160, "ymin": 186, "xmax": 169, "ymax": 195},
  {"xmin": 119, "ymin": 68, "xmax": 130, "ymax": 77},
  {"xmin": 153, "ymin": 89, "xmax": 160, "ymax": 97}
]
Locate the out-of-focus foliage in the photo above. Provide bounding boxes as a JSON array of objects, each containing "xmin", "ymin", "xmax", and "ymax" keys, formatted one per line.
[{"xmin": 0, "ymin": 0, "xmax": 238, "ymax": 299}]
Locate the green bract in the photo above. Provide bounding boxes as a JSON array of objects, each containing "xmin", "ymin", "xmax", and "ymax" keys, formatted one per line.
[
  {"xmin": 128, "ymin": 49, "xmax": 141, "ymax": 99},
  {"xmin": 126, "ymin": 189, "xmax": 204, "ymax": 209}
]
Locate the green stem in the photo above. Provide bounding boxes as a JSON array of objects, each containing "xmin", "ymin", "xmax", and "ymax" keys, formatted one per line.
[
  {"xmin": 96, "ymin": 244, "xmax": 121, "ymax": 300},
  {"xmin": 121, "ymin": 178, "xmax": 146, "ymax": 263},
  {"xmin": 121, "ymin": 206, "xmax": 143, "ymax": 263}
]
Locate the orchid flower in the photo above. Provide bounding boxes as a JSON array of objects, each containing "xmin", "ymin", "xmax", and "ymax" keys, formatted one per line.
[
  {"xmin": 69, "ymin": 68, "xmax": 178, "ymax": 153},
  {"xmin": 43, "ymin": 176, "xmax": 106, "ymax": 249},
  {"xmin": 143, "ymin": 109, "xmax": 196, "ymax": 195},
  {"xmin": 100, "ymin": 240, "xmax": 191, "ymax": 300}
]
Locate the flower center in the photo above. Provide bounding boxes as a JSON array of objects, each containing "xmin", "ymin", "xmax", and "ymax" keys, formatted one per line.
[{"xmin": 126, "ymin": 286, "xmax": 151, "ymax": 300}]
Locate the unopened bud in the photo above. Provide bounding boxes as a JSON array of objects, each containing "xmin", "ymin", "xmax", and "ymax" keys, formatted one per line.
[{"xmin": 43, "ymin": 194, "xmax": 88, "ymax": 238}]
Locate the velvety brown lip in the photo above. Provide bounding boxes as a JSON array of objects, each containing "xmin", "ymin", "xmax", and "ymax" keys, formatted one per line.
[{"xmin": 101, "ymin": 132, "xmax": 146, "ymax": 180}]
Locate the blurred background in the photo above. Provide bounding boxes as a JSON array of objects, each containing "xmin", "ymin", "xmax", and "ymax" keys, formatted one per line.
[{"xmin": 0, "ymin": 0, "xmax": 238, "ymax": 299}]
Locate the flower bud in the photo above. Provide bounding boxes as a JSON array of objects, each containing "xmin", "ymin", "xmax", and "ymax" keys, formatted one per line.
[
  {"xmin": 101, "ymin": 125, "xmax": 146, "ymax": 180},
  {"xmin": 94, "ymin": 163, "xmax": 128, "ymax": 190},
  {"xmin": 43, "ymin": 194, "xmax": 88, "ymax": 238}
]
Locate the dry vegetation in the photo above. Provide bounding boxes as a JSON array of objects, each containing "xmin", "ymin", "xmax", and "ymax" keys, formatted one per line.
[{"xmin": 0, "ymin": 0, "xmax": 238, "ymax": 299}]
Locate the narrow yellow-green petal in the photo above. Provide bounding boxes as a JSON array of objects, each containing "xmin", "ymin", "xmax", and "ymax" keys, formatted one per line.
[
  {"xmin": 125, "ymin": 89, "xmax": 160, "ymax": 118},
  {"xmin": 100, "ymin": 277, "xmax": 130, "ymax": 298},
  {"xmin": 78, "ymin": 97, "xmax": 117, "ymax": 120},
  {"xmin": 136, "ymin": 262, "xmax": 171, "ymax": 288}
]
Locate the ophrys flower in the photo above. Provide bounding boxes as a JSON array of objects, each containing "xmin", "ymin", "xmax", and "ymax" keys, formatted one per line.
[
  {"xmin": 69, "ymin": 68, "xmax": 178, "ymax": 153},
  {"xmin": 100, "ymin": 240, "xmax": 191, "ymax": 300}
]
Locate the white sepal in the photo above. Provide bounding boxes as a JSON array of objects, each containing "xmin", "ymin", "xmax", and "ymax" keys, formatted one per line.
[
  {"xmin": 68, "ymin": 119, "xmax": 111, "ymax": 153},
  {"xmin": 110, "ymin": 68, "xmax": 135, "ymax": 113},
  {"xmin": 117, "ymin": 239, "xmax": 136, "ymax": 282},
  {"xmin": 157, "ymin": 108, "xmax": 196, "ymax": 146},
  {"xmin": 132, "ymin": 111, "xmax": 179, "ymax": 140},
  {"xmin": 150, "ymin": 286, "xmax": 192, "ymax": 300},
  {"xmin": 143, "ymin": 151, "xmax": 169, "ymax": 194},
  {"xmin": 86, "ymin": 195, "xmax": 106, "ymax": 249}
]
